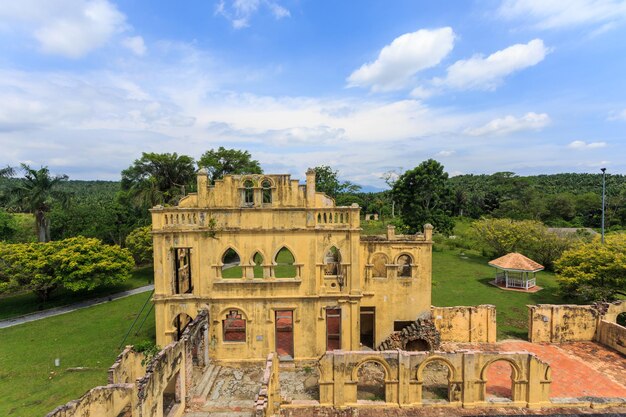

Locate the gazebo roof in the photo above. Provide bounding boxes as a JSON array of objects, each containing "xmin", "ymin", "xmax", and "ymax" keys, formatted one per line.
[{"xmin": 488, "ymin": 252, "xmax": 544, "ymax": 273}]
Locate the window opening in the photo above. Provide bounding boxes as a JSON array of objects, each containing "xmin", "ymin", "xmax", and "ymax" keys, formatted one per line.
[
  {"xmin": 371, "ymin": 254, "xmax": 387, "ymax": 278},
  {"xmin": 324, "ymin": 246, "xmax": 341, "ymax": 276},
  {"xmin": 242, "ymin": 179, "xmax": 254, "ymax": 207},
  {"xmin": 223, "ymin": 309, "xmax": 246, "ymax": 342},
  {"xmin": 326, "ymin": 308, "xmax": 341, "ymax": 350},
  {"xmin": 222, "ymin": 248, "xmax": 242, "ymax": 278},
  {"xmin": 174, "ymin": 248, "xmax": 192, "ymax": 294},
  {"xmin": 252, "ymin": 252, "xmax": 264, "ymax": 278},
  {"xmin": 274, "ymin": 247, "xmax": 296, "ymax": 278},
  {"xmin": 262, "ymin": 179, "xmax": 272, "ymax": 204},
  {"xmin": 356, "ymin": 361, "xmax": 386, "ymax": 403},
  {"xmin": 397, "ymin": 254, "xmax": 412, "ymax": 277}
]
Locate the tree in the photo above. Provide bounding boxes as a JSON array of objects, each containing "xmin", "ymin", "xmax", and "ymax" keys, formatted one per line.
[
  {"xmin": 8, "ymin": 164, "xmax": 69, "ymax": 242},
  {"xmin": 121, "ymin": 152, "xmax": 196, "ymax": 208},
  {"xmin": 125, "ymin": 225, "xmax": 153, "ymax": 265},
  {"xmin": 555, "ymin": 234, "xmax": 626, "ymax": 301},
  {"xmin": 391, "ymin": 159, "xmax": 454, "ymax": 235},
  {"xmin": 0, "ymin": 237, "xmax": 134, "ymax": 301},
  {"xmin": 0, "ymin": 165, "xmax": 14, "ymax": 178},
  {"xmin": 313, "ymin": 165, "xmax": 361, "ymax": 199},
  {"xmin": 197, "ymin": 147, "xmax": 262, "ymax": 183},
  {"xmin": 0, "ymin": 209, "xmax": 17, "ymax": 241}
]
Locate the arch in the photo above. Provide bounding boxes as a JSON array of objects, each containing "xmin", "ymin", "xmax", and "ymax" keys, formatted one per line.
[
  {"xmin": 415, "ymin": 356, "xmax": 457, "ymax": 382},
  {"xmin": 251, "ymin": 251, "xmax": 265, "ymax": 278},
  {"xmin": 274, "ymin": 246, "xmax": 296, "ymax": 278},
  {"xmin": 370, "ymin": 253, "xmax": 388, "ymax": 278},
  {"xmin": 261, "ymin": 178, "xmax": 273, "ymax": 204},
  {"xmin": 217, "ymin": 305, "xmax": 250, "ymax": 321},
  {"xmin": 406, "ymin": 338, "xmax": 430, "ymax": 351},
  {"xmin": 396, "ymin": 253, "xmax": 412, "ymax": 278},
  {"xmin": 222, "ymin": 247, "xmax": 243, "ymax": 278},
  {"xmin": 418, "ymin": 358, "xmax": 454, "ymax": 402},
  {"xmin": 351, "ymin": 357, "xmax": 392, "ymax": 382},
  {"xmin": 353, "ymin": 359, "xmax": 390, "ymax": 403},
  {"xmin": 481, "ymin": 359, "xmax": 519, "ymax": 401},
  {"xmin": 323, "ymin": 246, "xmax": 342, "ymax": 276},
  {"xmin": 172, "ymin": 313, "xmax": 194, "ymax": 342}
]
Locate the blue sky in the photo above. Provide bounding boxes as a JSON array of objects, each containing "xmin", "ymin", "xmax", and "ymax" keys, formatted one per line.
[{"xmin": 1, "ymin": 0, "xmax": 625, "ymax": 187}]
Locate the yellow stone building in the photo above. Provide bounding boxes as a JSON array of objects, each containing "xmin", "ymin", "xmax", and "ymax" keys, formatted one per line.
[{"xmin": 151, "ymin": 169, "xmax": 433, "ymax": 362}]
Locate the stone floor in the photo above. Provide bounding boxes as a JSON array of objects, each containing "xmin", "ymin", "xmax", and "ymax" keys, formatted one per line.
[{"xmin": 441, "ymin": 341, "xmax": 626, "ymax": 399}]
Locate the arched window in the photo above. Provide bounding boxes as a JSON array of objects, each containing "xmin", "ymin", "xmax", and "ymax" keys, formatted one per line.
[
  {"xmin": 242, "ymin": 179, "xmax": 254, "ymax": 207},
  {"xmin": 252, "ymin": 252, "xmax": 264, "ymax": 278},
  {"xmin": 397, "ymin": 254, "xmax": 412, "ymax": 278},
  {"xmin": 324, "ymin": 247, "xmax": 341, "ymax": 276},
  {"xmin": 371, "ymin": 253, "xmax": 388, "ymax": 278},
  {"xmin": 222, "ymin": 309, "xmax": 246, "ymax": 342},
  {"xmin": 262, "ymin": 179, "xmax": 272, "ymax": 204},
  {"xmin": 274, "ymin": 247, "xmax": 296, "ymax": 278},
  {"xmin": 222, "ymin": 248, "xmax": 242, "ymax": 278}
]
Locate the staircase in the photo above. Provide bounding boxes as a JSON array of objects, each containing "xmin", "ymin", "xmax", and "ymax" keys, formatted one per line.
[{"xmin": 190, "ymin": 364, "xmax": 223, "ymax": 405}]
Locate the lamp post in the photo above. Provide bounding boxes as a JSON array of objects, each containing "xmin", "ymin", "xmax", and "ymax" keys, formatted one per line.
[{"xmin": 601, "ymin": 167, "xmax": 606, "ymax": 244}]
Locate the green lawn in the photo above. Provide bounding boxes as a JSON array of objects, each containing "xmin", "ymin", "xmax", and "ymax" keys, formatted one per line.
[
  {"xmin": 432, "ymin": 248, "xmax": 571, "ymax": 339},
  {"xmin": 0, "ymin": 266, "xmax": 153, "ymax": 320},
  {"xmin": 0, "ymin": 292, "xmax": 155, "ymax": 417}
]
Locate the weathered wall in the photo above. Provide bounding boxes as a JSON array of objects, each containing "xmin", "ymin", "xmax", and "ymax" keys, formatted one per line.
[
  {"xmin": 45, "ymin": 384, "xmax": 134, "ymax": 417},
  {"xmin": 527, "ymin": 301, "xmax": 626, "ymax": 343},
  {"xmin": 312, "ymin": 350, "xmax": 551, "ymax": 409},
  {"xmin": 432, "ymin": 305, "xmax": 496, "ymax": 343},
  {"xmin": 596, "ymin": 320, "xmax": 626, "ymax": 355},
  {"xmin": 255, "ymin": 352, "xmax": 281, "ymax": 417},
  {"xmin": 108, "ymin": 346, "xmax": 146, "ymax": 385}
]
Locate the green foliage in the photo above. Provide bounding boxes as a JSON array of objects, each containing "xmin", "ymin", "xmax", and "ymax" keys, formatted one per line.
[
  {"xmin": 313, "ymin": 165, "xmax": 361, "ymax": 199},
  {"xmin": 133, "ymin": 340, "xmax": 161, "ymax": 366},
  {"xmin": 0, "ymin": 237, "xmax": 134, "ymax": 301},
  {"xmin": 6, "ymin": 164, "xmax": 69, "ymax": 242},
  {"xmin": 197, "ymin": 147, "xmax": 262, "ymax": 183},
  {"xmin": 392, "ymin": 159, "xmax": 454, "ymax": 235},
  {"xmin": 125, "ymin": 226, "xmax": 153, "ymax": 265},
  {"xmin": 121, "ymin": 152, "xmax": 196, "ymax": 209},
  {"xmin": 471, "ymin": 218, "xmax": 575, "ymax": 270},
  {"xmin": 555, "ymin": 234, "xmax": 626, "ymax": 301},
  {"xmin": 0, "ymin": 209, "xmax": 17, "ymax": 241}
]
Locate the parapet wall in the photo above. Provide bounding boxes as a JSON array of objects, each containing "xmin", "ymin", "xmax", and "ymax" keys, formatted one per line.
[
  {"xmin": 315, "ymin": 350, "xmax": 551, "ymax": 408},
  {"xmin": 596, "ymin": 320, "xmax": 626, "ymax": 355},
  {"xmin": 255, "ymin": 352, "xmax": 281, "ymax": 417},
  {"xmin": 45, "ymin": 384, "xmax": 134, "ymax": 417},
  {"xmin": 108, "ymin": 346, "xmax": 146, "ymax": 384},
  {"xmin": 527, "ymin": 301, "xmax": 625, "ymax": 343},
  {"xmin": 432, "ymin": 305, "xmax": 496, "ymax": 343}
]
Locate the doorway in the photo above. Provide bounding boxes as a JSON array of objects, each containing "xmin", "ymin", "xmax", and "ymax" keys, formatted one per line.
[
  {"xmin": 360, "ymin": 307, "xmax": 375, "ymax": 349},
  {"xmin": 326, "ymin": 308, "xmax": 341, "ymax": 351},
  {"xmin": 275, "ymin": 310, "xmax": 294, "ymax": 360}
]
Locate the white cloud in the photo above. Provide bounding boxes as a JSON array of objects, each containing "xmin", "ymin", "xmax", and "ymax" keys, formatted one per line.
[
  {"xmin": 0, "ymin": 0, "xmax": 127, "ymax": 58},
  {"xmin": 215, "ymin": 0, "xmax": 290, "ymax": 29},
  {"xmin": 436, "ymin": 150, "xmax": 455, "ymax": 157},
  {"xmin": 464, "ymin": 112, "xmax": 550, "ymax": 136},
  {"xmin": 607, "ymin": 109, "xmax": 626, "ymax": 121},
  {"xmin": 347, "ymin": 27, "xmax": 455, "ymax": 92},
  {"xmin": 498, "ymin": 0, "xmax": 626, "ymax": 30},
  {"xmin": 435, "ymin": 39, "xmax": 548, "ymax": 91},
  {"xmin": 122, "ymin": 36, "xmax": 146, "ymax": 56},
  {"xmin": 568, "ymin": 140, "xmax": 607, "ymax": 149}
]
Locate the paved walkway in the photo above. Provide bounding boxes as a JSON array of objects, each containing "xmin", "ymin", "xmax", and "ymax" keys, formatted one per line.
[
  {"xmin": 443, "ymin": 341, "xmax": 626, "ymax": 399},
  {"xmin": 0, "ymin": 285, "xmax": 154, "ymax": 329}
]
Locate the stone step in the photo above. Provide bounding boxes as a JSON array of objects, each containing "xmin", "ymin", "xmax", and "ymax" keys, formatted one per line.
[{"xmin": 191, "ymin": 364, "xmax": 222, "ymax": 404}]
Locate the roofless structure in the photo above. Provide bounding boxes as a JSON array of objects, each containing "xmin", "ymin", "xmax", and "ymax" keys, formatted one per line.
[{"xmin": 488, "ymin": 252, "xmax": 544, "ymax": 291}]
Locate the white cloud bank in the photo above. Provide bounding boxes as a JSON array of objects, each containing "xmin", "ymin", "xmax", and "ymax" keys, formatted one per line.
[
  {"xmin": 568, "ymin": 140, "xmax": 607, "ymax": 149},
  {"xmin": 122, "ymin": 36, "xmax": 146, "ymax": 56},
  {"xmin": 0, "ymin": 0, "xmax": 127, "ymax": 58},
  {"xmin": 435, "ymin": 39, "xmax": 548, "ymax": 91},
  {"xmin": 498, "ymin": 0, "xmax": 626, "ymax": 30},
  {"xmin": 347, "ymin": 27, "xmax": 455, "ymax": 92},
  {"xmin": 464, "ymin": 112, "xmax": 550, "ymax": 136},
  {"xmin": 215, "ymin": 0, "xmax": 290, "ymax": 29}
]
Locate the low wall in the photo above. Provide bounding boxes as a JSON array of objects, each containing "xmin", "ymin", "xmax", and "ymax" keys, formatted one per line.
[
  {"xmin": 596, "ymin": 320, "xmax": 626, "ymax": 355},
  {"xmin": 527, "ymin": 301, "xmax": 626, "ymax": 344},
  {"xmin": 432, "ymin": 305, "xmax": 496, "ymax": 343},
  {"xmin": 317, "ymin": 350, "xmax": 551, "ymax": 409},
  {"xmin": 45, "ymin": 384, "xmax": 134, "ymax": 417},
  {"xmin": 255, "ymin": 352, "xmax": 281, "ymax": 417},
  {"xmin": 108, "ymin": 346, "xmax": 146, "ymax": 384}
]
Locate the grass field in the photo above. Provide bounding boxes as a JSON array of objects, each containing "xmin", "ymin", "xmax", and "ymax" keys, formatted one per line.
[
  {"xmin": 0, "ymin": 292, "xmax": 155, "ymax": 417},
  {"xmin": 0, "ymin": 266, "xmax": 154, "ymax": 320}
]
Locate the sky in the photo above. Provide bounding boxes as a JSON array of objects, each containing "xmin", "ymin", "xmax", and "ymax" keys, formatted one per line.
[{"xmin": 1, "ymin": 0, "xmax": 625, "ymax": 188}]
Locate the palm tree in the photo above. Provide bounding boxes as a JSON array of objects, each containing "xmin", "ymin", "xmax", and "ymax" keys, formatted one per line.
[
  {"xmin": 0, "ymin": 166, "xmax": 14, "ymax": 178},
  {"xmin": 10, "ymin": 164, "xmax": 69, "ymax": 242}
]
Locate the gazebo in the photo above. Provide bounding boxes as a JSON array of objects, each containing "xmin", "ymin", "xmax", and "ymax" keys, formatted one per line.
[{"xmin": 488, "ymin": 252, "xmax": 544, "ymax": 291}]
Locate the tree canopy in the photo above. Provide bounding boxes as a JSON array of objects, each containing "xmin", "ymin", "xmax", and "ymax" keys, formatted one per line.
[
  {"xmin": 121, "ymin": 152, "xmax": 196, "ymax": 208},
  {"xmin": 198, "ymin": 147, "xmax": 262, "ymax": 183},
  {"xmin": 313, "ymin": 165, "xmax": 360, "ymax": 199},
  {"xmin": 555, "ymin": 234, "xmax": 626, "ymax": 301},
  {"xmin": 0, "ymin": 237, "xmax": 134, "ymax": 301},
  {"xmin": 125, "ymin": 225, "xmax": 153, "ymax": 266},
  {"xmin": 392, "ymin": 159, "xmax": 454, "ymax": 235}
]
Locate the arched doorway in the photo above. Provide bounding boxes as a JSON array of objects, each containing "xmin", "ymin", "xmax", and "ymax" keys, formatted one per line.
[
  {"xmin": 421, "ymin": 360, "xmax": 452, "ymax": 403},
  {"xmin": 484, "ymin": 360, "xmax": 514, "ymax": 402},
  {"xmin": 356, "ymin": 361, "xmax": 386, "ymax": 403},
  {"xmin": 406, "ymin": 338, "xmax": 430, "ymax": 352}
]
